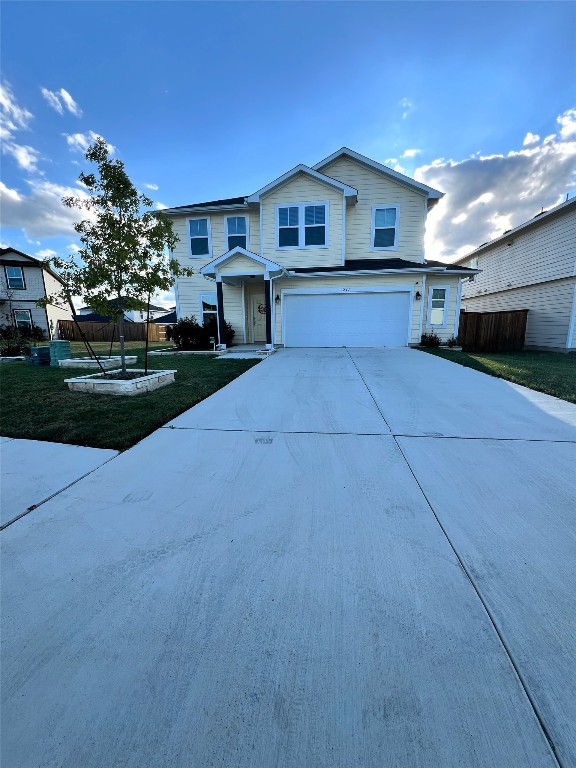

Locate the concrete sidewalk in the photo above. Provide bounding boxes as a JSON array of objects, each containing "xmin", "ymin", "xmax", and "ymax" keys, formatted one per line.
[
  {"xmin": 0, "ymin": 438, "xmax": 117, "ymax": 528},
  {"xmin": 2, "ymin": 348, "xmax": 575, "ymax": 767}
]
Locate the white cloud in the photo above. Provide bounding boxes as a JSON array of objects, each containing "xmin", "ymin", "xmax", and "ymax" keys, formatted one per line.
[
  {"xmin": 0, "ymin": 82, "xmax": 41, "ymax": 173},
  {"xmin": 41, "ymin": 87, "xmax": 83, "ymax": 117},
  {"xmin": 145, "ymin": 183, "xmax": 159, "ymax": 190},
  {"xmin": 558, "ymin": 108, "xmax": 576, "ymax": 139},
  {"xmin": 523, "ymin": 132, "xmax": 540, "ymax": 146},
  {"xmin": 416, "ymin": 107, "xmax": 576, "ymax": 262},
  {"xmin": 0, "ymin": 178, "xmax": 91, "ymax": 238},
  {"xmin": 384, "ymin": 158, "xmax": 398, "ymax": 166},
  {"xmin": 2, "ymin": 142, "xmax": 41, "ymax": 172},
  {"xmin": 154, "ymin": 289, "xmax": 175, "ymax": 309},
  {"xmin": 64, "ymin": 130, "xmax": 115, "ymax": 154},
  {"xmin": 399, "ymin": 97, "xmax": 413, "ymax": 120},
  {"xmin": 36, "ymin": 248, "xmax": 57, "ymax": 258},
  {"xmin": 401, "ymin": 148, "xmax": 420, "ymax": 158},
  {"xmin": 155, "ymin": 201, "xmax": 167, "ymax": 210}
]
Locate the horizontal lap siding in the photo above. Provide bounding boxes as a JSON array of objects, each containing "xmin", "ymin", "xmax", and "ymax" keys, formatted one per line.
[
  {"xmin": 274, "ymin": 274, "xmax": 425, "ymax": 345},
  {"xmin": 461, "ymin": 208, "xmax": 576, "ymax": 299},
  {"xmin": 219, "ymin": 256, "xmax": 265, "ymax": 274},
  {"xmin": 261, "ymin": 175, "xmax": 343, "ymax": 268},
  {"xmin": 319, "ymin": 157, "xmax": 427, "ymax": 263},
  {"xmin": 424, "ymin": 276, "xmax": 462, "ymax": 342},
  {"xmin": 461, "ymin": 278, "xmax": 576, "ymax": 349}
]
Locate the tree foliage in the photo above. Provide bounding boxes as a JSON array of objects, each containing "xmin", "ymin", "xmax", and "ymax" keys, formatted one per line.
[{"xmin": 41, "ymin": 136, "xmax": 193, "ymax": 372}]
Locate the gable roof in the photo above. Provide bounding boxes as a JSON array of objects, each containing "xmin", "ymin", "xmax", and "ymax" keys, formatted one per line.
[
  {"xmin": 153, "ymin": 309, "xmax": 177, "ymax": 324},
  {"xmin": 246, "ymin": 165, "xmax": 358, "ymax": 203},
  {"xmin": 455, "ymin": 196, "xmax": 576, "ymax": 264},
  {"xmin": 200, "ymin": 246, "xmax": 285, "ymax": 277},
  {"xmin": 312, "ymin": 147, "xmax": 444, "ymax": 207},
  {"xmin": 0, "ymin": 247, "xmax": 66, "ymax": 285}
]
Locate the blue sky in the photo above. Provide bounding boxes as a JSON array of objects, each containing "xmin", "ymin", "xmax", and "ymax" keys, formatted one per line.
[{"xmin": 1, "ymin": 1, "xmax": 575, "ymax": 302}]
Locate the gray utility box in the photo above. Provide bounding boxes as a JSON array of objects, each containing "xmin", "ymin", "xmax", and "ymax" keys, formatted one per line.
[
  {"xmin": 28, "ymin": 346, "xmax": 51, "ymax": 366},
  {"xmin": 49, "ymin": 340, "xmax": 72, "ymax": 367}
]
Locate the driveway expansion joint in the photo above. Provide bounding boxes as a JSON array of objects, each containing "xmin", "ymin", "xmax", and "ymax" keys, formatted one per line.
[{"xmin": 347, "ymin": 348, "xmax": 564, "ymax": 767}]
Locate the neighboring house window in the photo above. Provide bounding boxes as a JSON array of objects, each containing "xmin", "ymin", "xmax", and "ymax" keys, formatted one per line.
[
  {"xmin": 13, "ymin": 309, "xmax": 32, "ymax": 331},
  {"xmin": 372, "ymin": 206, "xmax": 399, "ymax": 249},
  {"xmin": 189, "ymin": 218, "xmax": 211, "ymax": 257},
  {"xmin": 200, "ymin": 293, "xmax": 217, "ymax": 324},
  {"xmin": 5, "ymin": 266, "xmax": 25, "ymax": 289},
  {"xmin": 277, "ymin": 203, "xmax": 328, "ymax": 249},
  {"xmin": 428, "ymin": 287, "xmax": 449, "ymax": 327},
  {"xmin": 226, "ymin": 216, "xmax": 248, "ymax": 251}
]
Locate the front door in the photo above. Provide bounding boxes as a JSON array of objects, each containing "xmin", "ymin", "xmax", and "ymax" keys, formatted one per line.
[{"xmin": 250, "ymin": 294, "xmax": 267, "ymax": 342}]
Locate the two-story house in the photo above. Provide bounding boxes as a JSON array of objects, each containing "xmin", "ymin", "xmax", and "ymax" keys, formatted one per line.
[
  {"xmin": 0, "ymin": 248, "xmax": 72, "ymax": 339},
  {"xmin": 164, "ymin": 148, "xmax": 477, "ymax": 348},
  {"xmin": 456, "ymin": 197, "xmax": 576, "ymax": 352}
]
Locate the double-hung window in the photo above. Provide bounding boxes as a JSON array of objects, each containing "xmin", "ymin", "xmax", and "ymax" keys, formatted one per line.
[
  {"xmin": 13, "ymin": 309, "xmax": 32, "ymax": 331},
  {"xmin": 277, "ymin": 203, "xmax": 328, "ymax": 249},
  {"xmin": 226, "ymin": 216, "xmax": 248, "ymax": 251},
  {"xmin": 189, "ymin": 218, "xmax": 211, "ymax": 257},
  {"xmin": 372, "ymin": 206, "xmax": 399, "ymax": 249},
  {"xmin": 200, "ymin": 293, "xmax": 217, "ymax": 324},
  {"xmin": 5, "ymin": 266, "xmax": 25, "ymax": 289},
  {"xmin": 428, "ymin": 287, "xmax": 449, "ymax": 327}
]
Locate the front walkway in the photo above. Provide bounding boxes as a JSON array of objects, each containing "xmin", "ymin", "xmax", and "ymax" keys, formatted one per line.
[{"xmin": 2, "ymin": 348, "xmax": 575, "ymax": 767}]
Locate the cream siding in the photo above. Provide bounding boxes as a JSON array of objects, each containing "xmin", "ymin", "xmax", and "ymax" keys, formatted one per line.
[
  {"xmin": 273, "ymin": 274, "xmax": 426, "ymax": 346},
  {"xmin": 219, "ymin": 256, "xmax": 265, "ymax": 275},
  {"xmin": 462, "ymin": 277, "xmax": 576, "ymax": 350},
  {"xmin": 461, "ymin": 207, "xmax": 576, "ymax": 298},
  {"xmin": 319, "ymin": 156, "xmax": 428, "ymax": 263},
  {"xmin": 423, "ymin": 276, "xmax": 461, "ymax": 342},
  {"xmin": 260, "ymin": 174, "xmax": 343, "ymax": 268},
  {"xmin": 43, "ymin": 271, "xmax": 73, "ymax": 337}
]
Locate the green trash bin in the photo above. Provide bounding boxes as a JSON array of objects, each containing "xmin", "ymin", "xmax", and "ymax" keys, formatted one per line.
[
  {"xmin": 28, "ymin": 346, "xmax": 51, "ymax": 366},
  {"xmin": 49, "ymin": 340, "xmax": 71, "ymax": 367}
]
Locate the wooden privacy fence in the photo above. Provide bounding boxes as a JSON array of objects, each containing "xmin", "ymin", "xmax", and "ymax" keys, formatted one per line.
[
  {"xmin": 458, "ymin": 309, "xmax": 529, "ymax": 353},
  {"xmin": 57, "ymin": 320, "xmax": 167, "ymax": 343}
]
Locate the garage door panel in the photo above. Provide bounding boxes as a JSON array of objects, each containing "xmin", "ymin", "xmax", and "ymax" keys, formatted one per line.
[{"xmin": 284, "ymin": 291, "xmax": 410, "ymax": 347}]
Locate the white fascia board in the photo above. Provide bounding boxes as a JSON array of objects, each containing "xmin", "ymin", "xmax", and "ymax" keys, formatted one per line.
[
  {"xmin": 246, "ymin": 164, "xmax": 358, "ymax": 203},
  {"xmin": 312, "ymin": 147, "xmax": 444, "ymax": 200},
  {"xmin": 284, "ymin": 267, "xmax": 479, "ymax": 278},
  {"xmin": 200, "ymin": 247, "xmax": 285, "ymax": 276}
]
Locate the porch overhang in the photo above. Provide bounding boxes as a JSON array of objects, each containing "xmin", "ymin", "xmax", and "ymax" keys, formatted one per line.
[{"xmin": 200, "ymin": 247, "xmax": 286, "ymax": 281}]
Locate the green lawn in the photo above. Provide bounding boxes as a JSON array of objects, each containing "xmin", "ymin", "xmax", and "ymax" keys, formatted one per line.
[
  {"xmin": 0, "ymin": 346, "xmax": 259, "ymax": 450},
  {"xmin": 419, "ymin": 348, "xmax": 576, "ymax": 403}
]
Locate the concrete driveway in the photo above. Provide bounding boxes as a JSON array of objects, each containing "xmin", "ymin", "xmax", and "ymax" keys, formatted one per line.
[{"xmin": 2, "ymin": 348, "xmax": 575, "ymax": 768}]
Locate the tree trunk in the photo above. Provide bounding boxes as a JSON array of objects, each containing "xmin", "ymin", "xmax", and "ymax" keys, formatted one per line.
[{"xmin": 118, "ymin": 311, "xmax": 126, "ymax": 375}]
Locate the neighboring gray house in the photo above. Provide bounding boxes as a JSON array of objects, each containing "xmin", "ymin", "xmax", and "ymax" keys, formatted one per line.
[
  {"xmin": 0, "ymin": 248, "xmax": 72, "ymax": 339},
  {"xmin": 455, "ymin": 197, "xmax": 576, "ymax": 351}
]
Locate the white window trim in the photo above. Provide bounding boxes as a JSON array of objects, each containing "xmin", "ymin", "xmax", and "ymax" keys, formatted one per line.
[
  {"xmin": 187, "ymin": 216, "xmax": 212, "ymax": 259},
  {"xmin": 371, "ymin": 205, "xmax": 400, "ymax": 251},
  {"xmin": 13, "ymin": 308, "xmax": 32, "ymax": 328},
  {"xmin": 275, "ymin": 201, "xmax": 329, "ymax": 250},
  {"xmin": 427, "ymin": 284, "xmax": 450, "ymax": 328},
  {"xmin": 225, "ymin": 215, "xmax": 250, "ymax": 252},
  {"xmin": 5, "ymin": 266, "xmax": 25, "ymax": 290},
  {"xmin": 199, "ymin": 292, "xmax": 218, "ymax": 323}
]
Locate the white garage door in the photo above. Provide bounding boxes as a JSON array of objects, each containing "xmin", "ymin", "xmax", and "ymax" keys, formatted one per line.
[{"xmin": 283, "ymin": 291, "xmax": 411, "ymax": 347}]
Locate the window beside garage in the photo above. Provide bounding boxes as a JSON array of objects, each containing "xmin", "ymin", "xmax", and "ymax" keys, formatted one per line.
[
  {"xmin": 428, "ymin": 286, "xmax": 449, "ymax": 327},
  {"xmin": 372, "ymin": 206, "xmax": 399, "ymax": 250},
  {"xmin": 277, "ymin": 203, "xmax": 328, "ymax": 249}
]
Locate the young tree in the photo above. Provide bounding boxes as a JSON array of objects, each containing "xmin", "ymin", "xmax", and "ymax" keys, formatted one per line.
[{"xmin": 42, "ymin": 137, "xmax": 192, "ymax": 374}]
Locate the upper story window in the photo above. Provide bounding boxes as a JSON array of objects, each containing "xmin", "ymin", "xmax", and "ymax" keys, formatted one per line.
[
  {"xmin": 189, "ymin": 217, "xmax": 211, "ymax": 257},
  {"xmin": 226, "ymin": 216, "xmax": 248, "ymax": 251},
  {"xmin": 372, "ymin": 206, "xmax": 399, "ymax": 250},
  {"xmin": 277, "ymin": 202, "xmax": 328, "ymax": 249},
  {"xmin": 5, "ymin": 266, "xmax": 25, "ymax": 290},
  {"xmin": 428, "ymin": 286, "xmax": 449, "ymax": 327}
]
